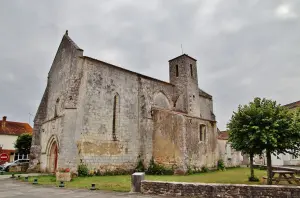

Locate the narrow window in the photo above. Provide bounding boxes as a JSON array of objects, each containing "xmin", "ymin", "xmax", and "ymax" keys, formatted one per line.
[
  {"xmin": 176, "ymin": 65, "xmax": 179, "ymax": 77},
  {"xmin": 203, "ymin": 126, "xmax": 206, "ymax": 141},
  {"xmin": 112, "ymin": 94, "xmax": 120, "ymax": 141},
  {"xmin": 54, "ymin": 98, "xmax": 59, "ymax": 117},
  {"xmin": 199, "ymin": 125, "xmax": 203, "ymax": 141},
  {"xmin": 190, "ymin": 64, "xmax": 193, "ymax": 77},
  {"xmin": 200, "ymin": 124, "xmax": 206, "ymax": 142}
]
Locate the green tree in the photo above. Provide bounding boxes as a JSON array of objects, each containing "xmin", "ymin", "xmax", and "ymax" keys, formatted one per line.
[
  {"xmin": 14, "ymin": 133, "xmax": 32, "ymax": 154},
  {"xmin": 227, "ymin": 97, "xmax": 300, "ymax": 185}
]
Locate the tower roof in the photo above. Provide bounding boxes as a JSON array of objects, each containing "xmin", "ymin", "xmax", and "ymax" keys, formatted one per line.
[{"xmin": 168, "ymin": 54, "xmax": 197, "ymax": 62}]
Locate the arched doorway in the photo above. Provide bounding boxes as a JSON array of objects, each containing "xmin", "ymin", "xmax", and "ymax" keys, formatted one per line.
[{"xmin": 47, "ymin": 138, "xmax": 58, "ymax": 173}]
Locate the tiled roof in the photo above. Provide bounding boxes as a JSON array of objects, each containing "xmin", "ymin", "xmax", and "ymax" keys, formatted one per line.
[
  {"xmin": 218, "ymin": 131, "xmax": 229, "ymax": 140},
  {"xmin": 0, "ymin": 120, "xmax": 32, "ymax": 136},
  {"xmin": 283, "ymin": 100, "xmax": 300, "ymax": 110}
]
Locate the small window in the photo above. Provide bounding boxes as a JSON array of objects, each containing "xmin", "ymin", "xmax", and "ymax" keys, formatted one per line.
[
  {"xmin": 54, "ymin": 98, "xmax": 60, "ymax": 117},
  {"xmin": 199, "ymin": 124, "xmax": 206, "ymax": 142},
  {"xmin": 176, "ymin": 65, "xmax": 179, "ymax": 77},
  {"xmin": 200, "ymin": 126, "xmax": 203, "ymax": 141},
  {"xmin": 190, "ymin": 64, "xmax": 193, "ymax": 77},
  {"xmin": 112, "ymin": 94, "xmax": 120, "ymax": 141}
]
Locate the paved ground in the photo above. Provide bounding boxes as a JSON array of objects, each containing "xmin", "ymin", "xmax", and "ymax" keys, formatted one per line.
[
  {"xmin": 0, "ymin": 173, "xmax": 47, "ymax": 180},
  {"xmin": 0, "ymin": 179, "xmax": 162, "ymax": 198}
]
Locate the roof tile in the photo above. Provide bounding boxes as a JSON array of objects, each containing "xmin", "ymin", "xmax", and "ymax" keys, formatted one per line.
[{"xmin": 0, "ymin": 120, "xmax": 32, "ymax": 136}]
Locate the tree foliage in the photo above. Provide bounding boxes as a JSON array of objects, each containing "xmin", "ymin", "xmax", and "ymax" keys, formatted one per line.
[
  {"xmin": 227, "ymin": 97, "xmax": 300, "ymax": 184},
  {"xmin": 14, "ymin": 133, "xmax": 32, "ymax": 154}
]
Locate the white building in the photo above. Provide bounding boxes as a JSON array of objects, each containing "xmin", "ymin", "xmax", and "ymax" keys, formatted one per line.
[{"xmin": 0, "ymin": 116, "xmax": 32, "ymax": 165}]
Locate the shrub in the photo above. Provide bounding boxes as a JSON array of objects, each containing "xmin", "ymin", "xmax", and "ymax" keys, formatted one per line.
[
  {"xmin": 135, "ymin": 157, "xmax": 145, "ymax": 172},
  {"xmin": 217, "ymin": 159, "xmax": 225, "ymax": 171},
  {"xmin": 146, "ymin": 158, "xmax": 173, "ymax": 175},
  {"xmin": 78, "ymin": 164, "xmax": 89, "ymax": 177},
  {"xmin": 95, "ymin": 169, "xmax": 101, "ymax": 176},
  {"xmin": 248, "ymin": 176, "xmax": 259, "ymax": 182},
  {"xmin": 187, "ymin": 166, "xmax": 193, "ymax": 175},
  {"xmin": 201, "ymin": 166, "xmax": 209, "ymax": 173}
]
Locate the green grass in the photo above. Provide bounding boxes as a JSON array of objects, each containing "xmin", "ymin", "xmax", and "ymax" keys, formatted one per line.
[
  {"xmin": 147, "ymin": 167, "xmax": 266, "ymax": 185},
  {"xmin": 19, "ymin": 168, "xmax": 269, "ymax": 192}
]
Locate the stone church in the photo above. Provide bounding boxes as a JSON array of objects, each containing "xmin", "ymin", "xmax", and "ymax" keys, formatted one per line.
[{"xmin": 28, "ymin": 31, "xmax": 219, "ymax": 173}]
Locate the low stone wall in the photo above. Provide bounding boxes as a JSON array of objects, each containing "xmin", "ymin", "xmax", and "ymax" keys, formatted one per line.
[{"xmin": 141, "ymin": 180, "xmax": 300, "ymax": 198}]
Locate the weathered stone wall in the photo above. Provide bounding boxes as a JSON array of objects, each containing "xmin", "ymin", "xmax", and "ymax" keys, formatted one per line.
[
  {"xmin": 77, "ymin": 57, "xmax": 177, "ymax": 171},
  {"xmin": 141, "ymin": 180, "xmax": 300, "ymax": 198},
  {"xmin": 137, "ymin": 77, "xmax": 174, "ymax": 166},
  {"xmin": 77, "ymin": 57, "xmax": 140, "ymax": 171},
  {"xmin": 199, "ymin": 95, "xmax": 213, "ymax": 120},
  {"xmin": 152, "ymin": 108, "xmax": 218, "ymax": 171},
  {"xmin": 29, "ymin": 33, "xmax": 84, "ymax": 172}
]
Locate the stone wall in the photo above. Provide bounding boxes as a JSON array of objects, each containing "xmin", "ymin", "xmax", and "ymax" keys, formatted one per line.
[
  {"xmin": 152, "ymin": 108, "xmax": 218, "ymax": 171},
  {"xmin": 141, "ymin": 180, "xmax": 300, "ymax": 198},
  {"xmin": 29, "ymin": 32, "xmax": 84, "ymax": 173}
]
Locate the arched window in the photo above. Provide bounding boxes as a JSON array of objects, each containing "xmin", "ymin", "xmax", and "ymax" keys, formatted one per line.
[
  {"xmin": 112, "ymin": 93, "xmax": 120, "ymax": 141},
  {"xmin": 176, "ymin": 65, "xmax": 179, "ymax": 77}
]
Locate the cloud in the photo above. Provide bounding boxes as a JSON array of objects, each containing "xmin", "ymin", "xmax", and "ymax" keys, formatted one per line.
[
  {"xmin": 275, "ymin": 4, "xmax": 298, "ymax": 19},
  {"xmin": 0, "ymin": 0, "xmax": 299, "ymax": 130}
]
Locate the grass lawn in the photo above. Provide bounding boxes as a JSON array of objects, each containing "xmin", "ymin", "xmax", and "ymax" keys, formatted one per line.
[{"xmin": 20, "ymin": 168, "xmax": 268, "ymax": 192}]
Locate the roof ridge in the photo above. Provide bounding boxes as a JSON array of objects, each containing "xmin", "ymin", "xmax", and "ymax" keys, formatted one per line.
[
  {"xmin": 283, "ymin": 100, "xmax": 300, "ymax": 107},
  {"xmin": 0, "ymin": 120, "xmax": 31, "ymax": 125},
  {"xmin": 63, "ymin": 30, "xmax": 83, "ymax": 51}
]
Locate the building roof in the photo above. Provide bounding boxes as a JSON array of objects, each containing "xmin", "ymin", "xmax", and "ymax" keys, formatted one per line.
[
  {"xmin": 83, "ymin": 56, "xmax": 174, "ymax": 87},
  {"xmin": 217, "ymin": 131, "xmax": 229, "ymax": 140},
  {"xmin": 199, "ymin": 88, "xmax": 212, "ymax": 99},
  {"xmin": 0, "ymin": 117, "xmax": 33, "ymax": 136},
  {"xmin": 283, "ymin": 100, "xmax": 300, "ymax": 110},
  {"xmin": 168, "ymin": 54, "xmax": 197, "ymax": 62},
  {"xmin": 64, "ymin": 30, "xmax": 83, "ymax": 51}
]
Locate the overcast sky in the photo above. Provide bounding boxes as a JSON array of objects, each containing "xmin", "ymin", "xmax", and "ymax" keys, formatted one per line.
[{"xmin": 0, "ymin": 0, "xmax": 299, "ymax": 130}]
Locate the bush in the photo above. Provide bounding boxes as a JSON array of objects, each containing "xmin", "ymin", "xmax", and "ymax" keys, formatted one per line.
[
  {"xmin": 248, "ymin": 176, "xmax": 259, "ymax": 182},
  {"xmin": 187, "ymin": 166, "xmax": 193, "ymax": 175},
  {"xmin": 201, "ymin": 166, "xmax": 209, "ymax": 173},
  {"xmin": 217, "ymin": 159, "xmax": 225, "ymax": 171},
  {"xmin": 135, "ymin": 157, "xmax": 145, "ymax": 172},
  {"xmin": 78, "ymin": 164, "xmax": 89, "ymax": 177},
  {"xmin": 95, "ymin": 169, "xmax": 101, "ymax": 176},
  {"xmin": 146, "ymin": 158, "xmax": 173, "ymax": 175}
]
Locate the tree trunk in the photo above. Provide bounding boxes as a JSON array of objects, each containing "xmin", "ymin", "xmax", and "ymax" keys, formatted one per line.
[
  {"xmin": 266, "ymin": 150, "xmax": 272, "ymax": 185},
  {"xmin": 250, "ymin": 153, "xmax": 254, "ymax": 178}
]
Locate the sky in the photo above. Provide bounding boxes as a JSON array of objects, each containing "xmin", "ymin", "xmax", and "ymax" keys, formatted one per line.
[{"xmin": 0, "ymin": 0, "xmax": 299, "ymax": 130}]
